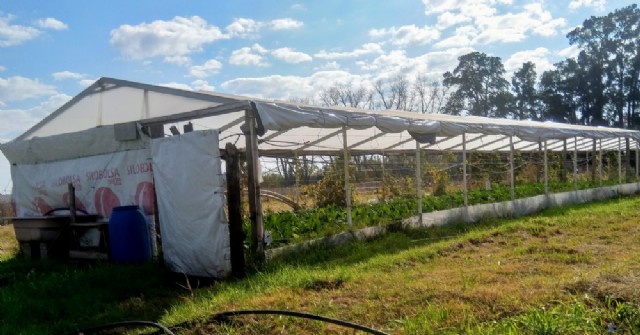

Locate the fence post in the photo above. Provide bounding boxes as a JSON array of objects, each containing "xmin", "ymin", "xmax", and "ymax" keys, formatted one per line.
[
  {"xmin": 544, "ymin": 140, "xmax": 548, "ymax": 195},
  {"xmin": 573, "ymin": 137, "xmax": 578, "ymax": 191},
  {"xmin": 462, "ymin": 133, "xmax": 468, "ymax": 208},
  {"xmin": 415, "ymin": 141, "xmax": 422, "ymax": 224},
  {"xmin": 343, "ymin": 126, "xmax": 352, "ymax": 228},
  {"xmin": 245, "ymin": 107, "xmax": 264, "ymax": 261},
  {"xmin": 225, "ymin": 143, "xmax": 245, "ymax": 278},
  {"xmin": 598, "ymin": 139, "xmax": 603, "ymax": 187},
  {"xmin": 510, "ymin": 135, "xmax": 515, "ymax": 201}
]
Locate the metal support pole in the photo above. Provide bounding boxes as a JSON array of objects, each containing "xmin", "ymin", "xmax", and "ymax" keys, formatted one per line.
[
  {"xmin": 343, "ymin": 126, "xmax": 352, "ymax": 228},
  {"xmin": 599, "ymin": 139, "xmax": 603, "ymax": 187},
  {"xmin": 636, "ymin": 140, "xmax": 639, "ymax": 183},
  {"xmin": 573, "ymin": 137, "xmax": 578, "ymax": 191},
  {"xmin": 462, "ymin": 133, "xmax": 468, "ymax": 207},
  {"xmin": 618, "ymin": 137, "xmax": 622, "ymax": 186},
  {"xmin": 510, "ymin": 136, "xmax": 515, "ymax": 201},
  {"xmin": 544, "ymin": 140, "xmax": 549, "ymax": 195},
  {"xmin": 294, "ymin": 152, "xmax": 300, "ymax": 203},
  {"xmin": 415, "ymin": 141, "xmax": 423, "ymax": 224}
]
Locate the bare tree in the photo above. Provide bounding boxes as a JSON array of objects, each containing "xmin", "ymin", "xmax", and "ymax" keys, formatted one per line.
[{"xmin": 319, "ymin": 83, "xmax": 373, "ymax": 108}]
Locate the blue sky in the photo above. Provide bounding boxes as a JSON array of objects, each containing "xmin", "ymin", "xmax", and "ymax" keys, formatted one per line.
[{"xmin": 0, "ymin": 0, "xmax": 635, "ymax": 193}]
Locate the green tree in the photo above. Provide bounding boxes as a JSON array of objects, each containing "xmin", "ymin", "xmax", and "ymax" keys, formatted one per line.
[
  {"xmin": 511, "ymin": 62, "xmax": 539, "ymax": 120},
  {"xmin": 567, "ymin": 4, "xmax": 640, "ymax": 127},
  {"xmin": 442, "ymin": 51, "xmax": 511, "ymax": 117}
]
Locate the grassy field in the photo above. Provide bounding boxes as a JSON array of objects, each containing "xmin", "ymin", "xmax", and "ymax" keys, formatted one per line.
[{"xmin": 1, "ymin": 195, "xmax": 640, "ymax": 334}]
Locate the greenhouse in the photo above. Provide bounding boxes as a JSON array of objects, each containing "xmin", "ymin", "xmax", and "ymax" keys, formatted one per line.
[{"xmin": 2, "ymin": 77, "xmax": 640, "ymax": 274}]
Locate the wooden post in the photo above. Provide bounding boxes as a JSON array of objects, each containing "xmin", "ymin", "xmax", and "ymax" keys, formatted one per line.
[
  {"xmin": 68, "ymin": 183, "xmax": 76, "ymax": 224},
  {"xmin": 544, "ymin": 140, "xmax": 549, "ymax": 195},
  {"xmin": 244, "ymin": 108, "xmax": 264, "ymax": 261},
  {"xmin": 225, "ymin": 143, "xmax": 245, "ymax": 278},
  {"xmin": 561, "ymin": 139, "xmax": 568, "ymax": 182}
]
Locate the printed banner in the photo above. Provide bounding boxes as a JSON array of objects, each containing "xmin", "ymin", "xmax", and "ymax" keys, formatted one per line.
[{"xmin": 11, "ymin": 149, "xmax": 154, "ymax": 219}]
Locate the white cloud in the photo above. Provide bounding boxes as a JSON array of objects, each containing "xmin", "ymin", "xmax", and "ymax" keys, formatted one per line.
[
  {"xmin": 424, "ymin": 1, "xmax": 566, "ymax": 46},
  {"xmin": 0, "ymin": 15, "xmax": 41, "ymax": 47},
  {"xmin": 159, "ymin": 82, "xmax": 193, "ymax": 91},
  {"xmin": 504, "ymin": 47, "xmax": 554, "ymax": 75},
  {"xmin": 164, "ymin": 55, "xmax": 191, "ymax": 66},
  {"xmin": 558, "ymin": 44, "xmax": 581, "ymax": 59},
  {"xmin": 110, "ymin": 16, "xmax": 227, "ymax": 59},
  {"xmin": 221, "ymin": 70, "xmax": 368, "ymax": 101},
  {"xmin": 229, "ymin": 44, "xmax": 269, "ymax": 67},
  {"xmin": 369, "ymin": 24, "xmax": 440, "ymax": 47},
  {"xmin": 0, "ymin": 76, "xmax": 57, "ymax": 103},
  {"xmin": 436, "ymin": 11, "xmax": 472, "ymax": 29},
  {"xmin": 315, "ymin": 43, "xmax": 383, "ymax": 60},
  {"xmin": 79, "ymin": 78, "xmax": 97, "ymax": 87},
  {"xmin": 191, "ymin": 79, "xmax": 215, "ymax": 91},
  {"xmin": 471, "ymin": 3, "xmax": 566, "ymax": 44},
  {"xmin": 269, "ymin": 18, "xmax": 304, "ymax": 30},
  {"xmin": 36, "ymin": 17, "xmax": 68, "ymax": 30},
  {"xmin": 314, "ymin": 61, "xmax": 341, "ymax": 71},
  {"xmin": 568, "ymin": 0, "xmax": 606, "ymax": 11},
  {"xmin": 0, "ymin": 93, "xmax": 70, "ymax": 141},
  {"xmin": 271, "ymin": 48, "xmax": 312, "ymax": 64},
  {"xmin": 52, "ymin": 71, "xmax": 83, "ymax": 80},
  {"xmin": 0, "ymin": 65, "xmax": 5, "ymax": 72},
  {"xmin": 291, "ymin": 4, "xmax": 307, "ymax": 11},
  {"xmin": 226, "ymin": 18, "xmax": 261, "ymax": 38},
  {"xmin": 189, "ymin": 59, "xmax": 223, "ymax": 78},
  {"xmin": 434, "ymin": 26, "xmax": 476, "ymax": 48},
  {"xmin": 358, "ymin": 47, "xmax": 475, "ymax": 81}
]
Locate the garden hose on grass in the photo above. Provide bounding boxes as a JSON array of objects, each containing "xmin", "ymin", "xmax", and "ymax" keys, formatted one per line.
[{"xmin": 64, "ymin": 309, "xmax": 391, "ymax": 335}]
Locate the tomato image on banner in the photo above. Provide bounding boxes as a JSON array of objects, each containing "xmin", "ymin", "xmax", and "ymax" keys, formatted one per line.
[
  {"xmin": 94, "ymin": 187, "xmax": 121, "ymax": 218},
  {"xmin": 33, "ymin": 197, "xmax": 53, "ymax": 215},
  {"xmin": 135, "ymin": 181, "xmax": 156, "ymax": 215},
  {"xmin": 63, "ymin": 192, "xmax": 87, "ymax": 212}
]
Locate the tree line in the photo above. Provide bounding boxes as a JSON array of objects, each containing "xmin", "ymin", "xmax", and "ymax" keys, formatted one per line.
[{"xmin": 317, "ymin": 4, "xmax": 640, "ymax": 129}]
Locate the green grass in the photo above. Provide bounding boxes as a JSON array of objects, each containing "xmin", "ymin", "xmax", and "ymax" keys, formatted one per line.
[{"xmin": 1, "ymin": 195, "xmax": 640, "ymax": 334}]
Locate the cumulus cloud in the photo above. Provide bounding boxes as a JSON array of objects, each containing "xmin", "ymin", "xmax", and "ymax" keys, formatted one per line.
[
  {"xmin": 0, "ymin": 15, "xmax": 41, "ymax": 47},
  {"xmin": 369, "ymin": 24, "xmax": 440, "ymax": 47},
  {"xmin": 436, "ymin": 11, "xmax": 472, "ymax": 29},
  {"xmin": 52, "ymin": 71, "xmax": 84, "ymax": 80},
  {"xmin": 358, "ymin": 47, "xmax": 475, "ymax": 81},
  {"xmin": 568, "ymin": 0, "xmax": 606, "ymax": 11},
  {"xmin": 191, "ymin": 79, "xmax": 215, "ymax": 91},
  {"xmin": 226, "ymin": 18, "xmax": 261, "ymax": 38},
  {"xmin": 36, "ymin": 17, "xmax": 68, "ymax": 30},
  {"xmin": 159, "ymin": 82, "xmax": 193, "ymax": 91},
  {"xmin": 0, "ymin": 76, "xmax": 58, "ymax": 104},
  {"xmin": 164, "ymin": 55, "xmax": 191, "ymax": 66},
  {"xmin": 271, "ymin": 48, "xmax": 312, "ymax": 64},
  {"xmin": 229, "ymin": 44, "xmax": 269, "ymax": 67},
  {"xmin": 315, "ymin": 43, "xmax": 383, "ymax": 60},
  {"xmin": 504, "ymin": 47, "xmax": 554, "ymax": 75},
  {"xmin": 189, "ymin": 59, "xmax": 223, "ymax": 78},
  {"xmin": 221, "ymin": 70, "xmax": 368, "ymax": 101},
  {"xmin": 558, "ymin": 44, "xmax": 581, "ymax": 59},
  {"xmin": 425, "ymin": 0, "xmax": 566, "ymax": 46},
  {"xmin": 0, "ymin": 93, "xmax": 70, "ymax": 141},
  {"xmin": 269, "ymin": 18, "xmax": 303, "ymax": 30},
  {"xmin": 110, "ymin": 16, "xmax": 227, "ymax": 59}
]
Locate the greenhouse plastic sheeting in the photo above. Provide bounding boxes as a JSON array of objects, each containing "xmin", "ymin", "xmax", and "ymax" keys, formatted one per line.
[
  {"xmin": 9, "ymin": 148, "xmax": 154, "ymax": 218},
  {"xmin": 151, "ymin": 129, "xmax": 230, "ymax": 278}
]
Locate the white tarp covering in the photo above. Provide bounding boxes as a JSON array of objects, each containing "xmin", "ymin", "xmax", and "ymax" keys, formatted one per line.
[
  {"xmin": 10, "ymin": 149, "xmax": 154, "ymax": 218},
  {"xmin": 151, "ymin": 129, "xmax": 230, "ymax": 278}
]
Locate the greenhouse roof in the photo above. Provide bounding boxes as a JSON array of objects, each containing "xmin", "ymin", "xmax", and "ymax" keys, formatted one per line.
[{"xmin": 7, "ymin": 77, "xmax": 640, "ymax": 160}]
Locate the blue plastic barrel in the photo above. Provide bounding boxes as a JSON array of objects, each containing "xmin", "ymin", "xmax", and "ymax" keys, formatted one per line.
[{"xmin": 108, "ymin": 205, "xmax": 152, "ymax": 263}]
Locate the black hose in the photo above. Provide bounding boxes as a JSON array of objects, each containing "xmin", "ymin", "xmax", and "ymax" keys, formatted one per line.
[
  {"xmin": 63, "ymin": 310, "xmax": 391, "ymax": 335},
  {"xmin": 63, "ymin": 320, "xmax": 174, "ymax": 335},
  {"xmin": 209, "ymin": 309, "xmax": 391, "ymax": 335}
]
